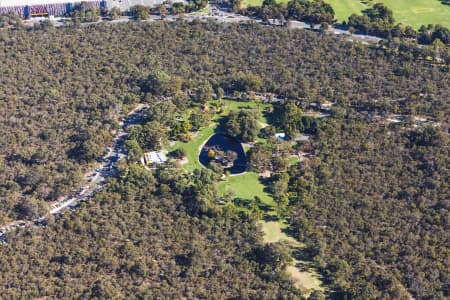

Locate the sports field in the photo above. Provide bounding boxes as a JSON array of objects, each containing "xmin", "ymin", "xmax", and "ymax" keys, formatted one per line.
[
  {"xmin": 243, "ymin": 0, "xmax": 450, "ymax": 28},
  {"xmin": 324, "ymin": 0, "xmax": 449, "ymax": 28}
]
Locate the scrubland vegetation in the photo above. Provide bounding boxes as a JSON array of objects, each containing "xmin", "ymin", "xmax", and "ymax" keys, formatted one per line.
[{"xmin": 0, "ymin": 20, "xmax": 448, "ymax": 299}]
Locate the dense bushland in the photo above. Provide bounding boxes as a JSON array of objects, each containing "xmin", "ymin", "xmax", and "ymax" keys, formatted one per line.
[
  {"xmin": 287, "ymin": 119, "xmax": 449, "ymax": 299},
  {"xmin": 0, "ymin": 163, "xmax": 300, "ymax": 298},
  {"xmin": 0, "ymin": 21, "xmax": 448, "ymax": 299}
]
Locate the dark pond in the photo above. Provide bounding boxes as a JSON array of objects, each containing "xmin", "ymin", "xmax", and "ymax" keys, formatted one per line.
[{"xmin": 199, "ymin": 133, "xmax": 247, "ymax": 174}]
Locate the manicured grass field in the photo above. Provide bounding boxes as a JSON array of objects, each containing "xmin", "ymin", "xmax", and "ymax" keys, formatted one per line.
[
  {"xmin": 217, "ymin": 172, "xmax": 277, "ymax": 208},
  {"xmin": 324, "ymin": 0, "xmax": 449, "ymax": 29},
  {"xmin": 243, "ymin": 0, "xmax": 450, "ymax": 28}
]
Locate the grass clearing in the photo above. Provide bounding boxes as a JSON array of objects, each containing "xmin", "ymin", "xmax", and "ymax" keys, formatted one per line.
[
  {"xmin": 168, "ymin": 125, "xmax": 215, "ymax": 172},
  {"xmin": 286, "ymin": 262, "xmax": 324, "ymax": 296},
  {"xmin": 261, "ymin": 221, "xmax": 300, "ymax": 244},
  {"xmin": 261, "ymin": 221, "xmax": 324, "ymax": 296},
  {"xmin": 326, "ymin": 0, "xmax": 450, "ymax": 28},
  {"xmin": 217, "ymin": 172, "xmax": 276, "ymax": 208},
  {"xmin": 242, "ymin": 0, "xmax": 450, "ymax": 28},
  {"xmin": 211, "ymin": 98, "xmax": 271, "ymax": 124},
  {"xmin": 219, "ymin": 177, "xmax": 325, "ymax": 296},
  {"xmin": 188, "ymin": 4, "xmax": 210, "ymax": 16}
]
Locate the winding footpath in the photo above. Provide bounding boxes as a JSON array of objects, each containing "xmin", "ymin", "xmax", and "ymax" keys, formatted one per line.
[{"xmin": 0, "ymin": 104, "xmax": 148, "ymax": 243}]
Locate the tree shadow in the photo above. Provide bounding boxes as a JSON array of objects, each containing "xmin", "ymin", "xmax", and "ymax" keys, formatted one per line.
[
  {"xmin": 262, "ymin": 108, "xmax": 272, "ymax": 121},
  {"xmin": 361, "ymin": 8, "xmax": 377, "ymax": 18},
  {"xmin": 237, "ymin": 104, "xmax": 255, "ymax": 110},
  {"xmin": 263, "ymin": 214, "xmax": 279, "ymax": 222},
  {"xmin": 440, "ymin": 0, "xmax": 450, "ymax": 5},
  {"xmin": 214, "ymin": 115, "xmax": 228, "ymax": 133},
  {"xmin": 233, "ymin": 197, "xmax": 252, "ymax": 208},
  {"xmin": 258, "ymin": 176, "xmax": 274, "ymax": 196},
  {"xmin": 281, "ymin": 225, "xmax": 298, "ymax": 239},
  {"xmin": 258, "ymin": 203, "xmax": 274, "ymax": 213}
]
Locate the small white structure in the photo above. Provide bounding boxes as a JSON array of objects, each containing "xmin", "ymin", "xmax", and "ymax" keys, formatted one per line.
[
  {"xmin": 141, "ymin": 151, "xmax": 167, "ymax": 166},
  {"xmin": 294, "ymin": 134, "xmax": 310, "ymax": 142},
  {"xmin": 275, "ymin": 132, "xmax": 286, "ymax": 142}
]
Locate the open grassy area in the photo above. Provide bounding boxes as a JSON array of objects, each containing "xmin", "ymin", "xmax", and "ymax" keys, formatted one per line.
[
  {"xmin": 217, "ymin": 172, "xmax": 276, "ymax": 208},
  {"xmin": 210, "ymin": 98, "xmax": 271, "ymax": 123},
  {"xmin": 188, "ymin": 5, "xmax": 210, "ymax": 16},
  {"xmin": 242, "ymin": 0, "xmax": 450, "ymax": 28},
  {"xmin": 327, "ymin": 0, "xmax": 450, "ymax": 28},
  {"xmin": 261, "ymin": 221, "xmax": 324, "ymax": 296},
  {"xmin": 286, "ymin": 262, "xmax": 324, "ymax": 297},
  {"xmin": 168, "ymin": 125, "xmax": 215, "ymax": 172},
  {"xmin": 261, "ymin": 221, "xmax": 299, "ymax": 244}
]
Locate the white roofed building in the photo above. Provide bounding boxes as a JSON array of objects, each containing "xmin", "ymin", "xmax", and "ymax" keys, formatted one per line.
[
  {"xmin": 0, "ymin": 0, "xmax": 182, "ymax": 17},
  {"xmin": 141, "ymin": 151, "xmax": 167, "ymax": 166},
  {"xmin": 0, "ymin": 0, "xmax": 103, "ymax": 18}
]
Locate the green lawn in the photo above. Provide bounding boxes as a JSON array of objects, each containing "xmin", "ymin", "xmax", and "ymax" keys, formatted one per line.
[
  {"xmin": 188, "ymin": 5, "xmax": 210, "ymax": 16},
  {"xmin": 326, "ymin": 0, "xmax": 450, "ymax": 29},
  {"xmin": 243, "ymin": 0, "xmax": 450, "ymax": 28},
  {"xmin": 211, "ymin": 98, "xmax": 271, "ymax": 123},
  {"xmin": 168, "ymin": 125, "xmax": 215, "ymax": 172},
  {"xmin": 261, "ymin": 220, "xmax": 298, "ymax": 243},
  {"xmin": 217, "ymin": 172, "xmax": 276, "ymax": 208}
]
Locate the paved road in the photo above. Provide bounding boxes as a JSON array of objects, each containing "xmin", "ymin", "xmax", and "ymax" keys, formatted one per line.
[
  {"xmin": 21, "ymin": 5, "xmax": 382, "ymax": 45},
  {"xmin": 0, "ymin": 104, "xmax": 148, "ymax": 243}
]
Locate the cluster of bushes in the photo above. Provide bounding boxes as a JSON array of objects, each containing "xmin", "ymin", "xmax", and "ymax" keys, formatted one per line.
[
  {"xmin": 0, "ymin": 12, "xmax": 23, "ymax": 28},
  {"xmin": 224, "ymin": 109, "xmax": 260, "ymax": 142},
  {"xmin": 67, "ymin": 2, "xmax": 100, "ymax": 23}
]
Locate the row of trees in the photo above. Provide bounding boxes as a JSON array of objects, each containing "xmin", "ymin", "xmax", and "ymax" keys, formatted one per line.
[
  {"xmin": 0, "ymin": 0, "xmax": 207, "ymax": 27},
  {"xmin": 128, "ymin": 0, "xmax": 208, "ymax": 20},
  {"xmin": 245, "ymin": 0, "xmax": 334, "ymax": 26}
]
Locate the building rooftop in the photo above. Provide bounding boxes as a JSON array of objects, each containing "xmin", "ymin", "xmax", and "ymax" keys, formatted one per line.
[
  {"xmin": 141, "ymin": 151, "xmax": 167, "ymax": 166},
  {"xmin": 1, "ymin": 0, "xmax": 69, "ymax": 7},
  {"xmin": 275, "ymin": 132, "xmax": 286, "ymax": 142}
]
